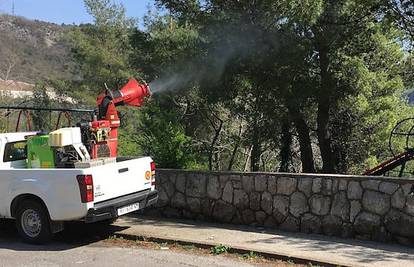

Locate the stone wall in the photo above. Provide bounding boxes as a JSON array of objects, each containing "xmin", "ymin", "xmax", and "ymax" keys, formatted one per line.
[{"xmin": 148, "ymin": 169, "xmax": 414, "ymax": 245}]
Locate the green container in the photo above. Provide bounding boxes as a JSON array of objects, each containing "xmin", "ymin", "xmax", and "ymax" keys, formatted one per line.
[{"xmin": 27, "ymin": 135, "xmax": 55, "ymax": 168}]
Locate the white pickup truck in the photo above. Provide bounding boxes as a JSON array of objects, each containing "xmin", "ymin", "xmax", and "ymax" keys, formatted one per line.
[{"xmin": 0, "ymin": 132, "xmax": 158, "ymax": 244}]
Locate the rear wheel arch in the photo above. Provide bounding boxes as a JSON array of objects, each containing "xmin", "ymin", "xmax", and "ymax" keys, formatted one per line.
[{"xmin": 10, "ymin": 194, "xmax": 50, "ymax": 218}]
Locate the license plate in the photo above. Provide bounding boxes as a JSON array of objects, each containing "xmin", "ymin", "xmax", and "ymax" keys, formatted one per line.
[{"xmin": 117, "ymin": 202, "xmax": 140, "ymax": 216}]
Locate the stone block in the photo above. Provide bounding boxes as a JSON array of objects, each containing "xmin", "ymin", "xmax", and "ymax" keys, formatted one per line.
[
  {"xmin": 255, "ymin": 175, "xmax": 268, "ymax": 192},
  {"xmin": 156, "ymin": 170, "xmax": 169, "ymax": 185},
  {"xmin": 242, "ymin": 175, "xmax": 254, "ymax": 193},
  {"xmin": 338, "ymin": 179, "xmax": 348, "ymax": 191},
  {"xmin": 250, "ymin": 192, "xmax": 261, "ymax": 211},
  {"xmin": 298, "ymin": 178, "xmax": 312, "ymax": 197},
  {"xmin": 219, "ymin": 175, "xmax": 229, "ymax": 187},
  {"xmin": 207, "ymin": 175, "xmax": 221, "ymax": 200},
  {"xmin": 330, "ymin": 191, "xmax": 350, "ymax": 221},
  {"xmin": 290, "ymin": 191, "xmax": 309, "ymax": 217},
  {"xmin": 391, "ymin": 188, "xmax": 406, "ymax": 209},
  {"xmin": 230, "ymin": 175, "xmax": 242, "ymax": 189},
  {"xmin": 362, "ymin": 190, "xmax": 390, "ymax": 216},
  {"xmin": 312, "ymin": 178, "xmax": 322, "ymax": 193},
  {"xmin": 273, "ymin": 195, "xmax": 290, "ymax": 217},
  {"xmin": 157, "ymin": 186, "xmax": 169, "ymax": 207},
  {"xmin": 255, "ymin": 211, "xmax": 267, "ymax": 224},
  {"xmin": 332, "ymin": 179, "xmax": 339, "ymax": 194},
  {"xmin": 268, "ymin": 176, "xmax": 277, "ymax": 194},
  {"xmin": 233, "ymin": 189, "xmax": 249, "ymax": 209},
  {"xmin": 321, "ymin": 179, "xmax": 333, "ymax": 195},
  {"xmin": 165, "ymin": 180, "xmax": 176, "ymax": 198},
  {"xmin": 261, "ymin": 192, "xmax": 273, "ymax": 215},
  {"xmin": 229, "ymin": 174, "xmax": 241, "ymax": 181},
  {"xmin": 186, "ymin": 174, "xmax": 207, "ymax": 198},
  {"xmin": 171, "ymin": 192, "xmax": 186, "ymax": 209},
  {"xmin": 201, "ymin": 199, "xmax": 214, "ymax": 216},
  {"xmin": 379, "ymin": 182, "xmax": 399, "ymax": 195},
  {"xmin": 155, "ymin": 169, "xmax": 166, "ymax": 179},
  {"xmin": 361, "ymin": 180, "xmax": 380, "ymax": 191},
  {"xmin": 213, "ymin": 200, "xmax": 235, "ymax": 223},
  {"xmin": 187, "ymin": 197, "xmax": 201, "ymax": 213},
  {"xmin": 168, "ymin": 173, "xmax": 177, "ymax": 184},
  {"xmin": 322, "ymin": 215, "xmax": 342, "ymax": 236},
  {"xmin": 402, "ymin": 184, "xmax": 414, "ymax": 195},
  {"xmin": 222, "ymin": 181, "xmax": 233, "ymax": 203},
  {"xmin": 384, "ymin": 209, "xmax": 414, "ymax": 238},
  {"xmin": 301, "ymin": 213, "xmax": 321, "ymax": 234},
  {"xmin": 242, "ymin": 209, "xmax": 255, "ymax": 224},
  {"xmin": 350, "ymin": 200, "xmax": 361, "ymax": 223},
  {"xmin": 406, "ymin": 196, "xmax": 414, "ymax": 215},
  {"xmin": 347, "ymin": 181, "xmax": 363, "ymax": 200},
  {"xmin": 176, "ymin": 173, "xmax": 186, "ymax": 193},
  {"xmin": 310, "ymin": 195, "xmax": 331, "ymax": 216},
  {"xmin": 354, "ymin": 212, "xmax": 381, "ymax": 235},
  {"xmin": 277, "ymin": 177, "xmax": 297, "ymax": 195},
  {"xmin": 232, "ymin": 179, "xmax": 242, "ymax": 189}
]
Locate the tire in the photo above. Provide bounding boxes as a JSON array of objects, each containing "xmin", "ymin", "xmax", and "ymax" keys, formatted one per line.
[{"xmin": 15, "ymin": 200, "xmax": 53, "ymax": 244}]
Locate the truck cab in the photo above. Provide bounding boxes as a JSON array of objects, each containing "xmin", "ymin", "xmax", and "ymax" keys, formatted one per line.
[{"xmin": 0, "ymin": 132, "xmax": 36, "ymax": 169}]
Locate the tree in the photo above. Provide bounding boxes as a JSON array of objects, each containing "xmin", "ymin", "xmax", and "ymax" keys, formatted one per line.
[
  {"xmin": 136, "ymin": 97, "xmax": 200, "ymax": 169},
  {"xmin": 155, "ymin": 0, "xmax": 413, "ymax": 174},
  {"xmin": 68, "ymin": 0, "xmax": 136, "ymax": 93},
  {"xmin": 62, "ymin": 0, "xmax": 414, "ymax": 175},
  {"xmin": 31, "ymin": 82, "xmax": 51, "ymax": 131}
]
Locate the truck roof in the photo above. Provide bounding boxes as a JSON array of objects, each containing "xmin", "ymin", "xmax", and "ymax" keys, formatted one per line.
[{"xmin": 0, "ymin": 132, "xmax": 38, "ymax": 142}]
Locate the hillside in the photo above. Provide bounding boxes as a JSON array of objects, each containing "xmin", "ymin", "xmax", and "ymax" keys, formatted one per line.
[{"xmin": 0, "ymin": 14, "xmax": 75, "ymax": 83}]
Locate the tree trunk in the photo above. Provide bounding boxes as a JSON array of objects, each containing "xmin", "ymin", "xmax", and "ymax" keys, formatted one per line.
[
  {"xmin": 208, "ymin": 119, "xmax": 223, "ymax": 170},
  {"xmin": 317, "ymin": 45, "xmax": 336, "ymax": 173},
  {"xmin": 279, "ymin": 119, "xmax": 292, "ymax": 172},
  {"xmin": 244, "ymin": 145, "xmax": 253, "ymax": 172},
  {"xmin": 250, "ymin": 126, "xmax": 261, "ymax": 172},
  {"xmin": 228, "ymin": 123, "xmax": 243, "ymax": 171},
  {"xmin": 289, "ymin": 106, "xmax": 316, "ymax": 173}
]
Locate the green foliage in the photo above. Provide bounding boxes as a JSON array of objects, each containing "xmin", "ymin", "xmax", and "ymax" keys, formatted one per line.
[
  {"xmin": 31, "ymin": 82, "xmax": 51, "ymax": 131},
  {"xmin": 117, "ymin": 109, "xmax": 142, "ymax": 156},
  {"xmin": 136, "ymin": 98, "xmax": 200, "ymax": 169},
  {"xmin": 53, "ymin": 0, "xmax": 414, "ymax": 175},
  {"xmin": 68, "ymin": 0, "xmax": 136, "ymax": 92},
  {"xmin": 210, "ymin": 244, "xmax": 229, "ymax": 255},
  {"xmin": 240, "ymin": 251, "xmax": 260, "ymax": 260}
]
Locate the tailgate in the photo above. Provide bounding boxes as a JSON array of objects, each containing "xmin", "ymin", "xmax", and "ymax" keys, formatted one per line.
[{"xmin": 88, "ymin": 157, "xmax": 153, "ymax": 203}]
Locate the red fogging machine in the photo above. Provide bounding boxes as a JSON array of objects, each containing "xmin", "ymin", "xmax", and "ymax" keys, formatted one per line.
[{"xmin": 80, "ymin": 78, "xmax": 151, "ymax": 159}]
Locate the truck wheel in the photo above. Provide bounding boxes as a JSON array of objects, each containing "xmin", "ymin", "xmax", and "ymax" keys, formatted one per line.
[{"xmin": 15, "ymin": 200, "xmax": 52, "ymax": 244}]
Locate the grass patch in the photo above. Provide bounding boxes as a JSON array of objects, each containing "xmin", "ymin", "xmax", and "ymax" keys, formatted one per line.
[
  {"xmin": 210, "ymin": 244, "xmax": 230, "ymax": 255},
  {"xmin": 240, "ymin": 251, "xmax": 261, "ymax": 260}
]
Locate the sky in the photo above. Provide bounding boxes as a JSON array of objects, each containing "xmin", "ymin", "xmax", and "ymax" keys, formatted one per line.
[{"xmin": 0, "ymin": 0, "xmax": 155, "ymax": 25}]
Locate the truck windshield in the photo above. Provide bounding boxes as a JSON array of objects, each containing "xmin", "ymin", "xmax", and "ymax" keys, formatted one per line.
[{"xmin": 4, "ymin": 141, "xmax": 27, "ymax": 162}]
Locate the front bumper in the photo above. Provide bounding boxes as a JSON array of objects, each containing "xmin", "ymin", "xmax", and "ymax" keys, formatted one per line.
[{"xmin": 85, "ymin": 189, "xmax": 158, "ymax": 223}]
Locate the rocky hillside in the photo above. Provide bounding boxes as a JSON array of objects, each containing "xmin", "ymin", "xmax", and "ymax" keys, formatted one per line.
[{"xmin": 0, "ymin": 14, "xmax": 75, "ymax": 83}]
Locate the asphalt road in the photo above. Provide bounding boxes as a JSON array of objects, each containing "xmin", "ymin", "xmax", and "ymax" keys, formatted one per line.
[{"xmin": 0, "ymin": 220, "xmax": 254, "ymax": 267}]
